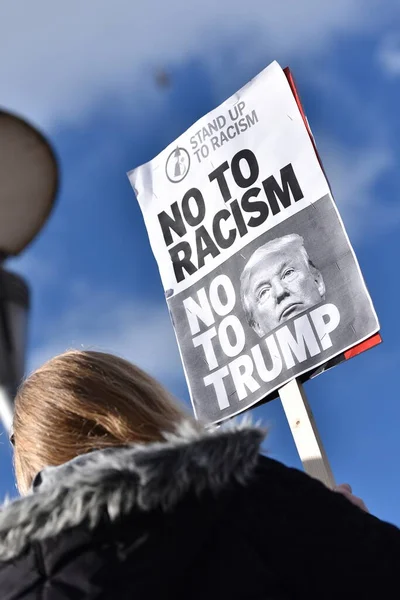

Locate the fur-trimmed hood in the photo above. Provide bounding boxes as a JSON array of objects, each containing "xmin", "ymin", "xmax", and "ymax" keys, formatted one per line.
[{"xmin": 0, "ymin": 420, "xmax": 265, "ymax": 562}]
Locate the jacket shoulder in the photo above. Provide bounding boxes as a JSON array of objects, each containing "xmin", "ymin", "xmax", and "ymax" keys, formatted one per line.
[
  {"xmin": 236, "ymin": 454, "xmax": 400, "ymax": 598},
  {"xmin": 0, "ymin": 421, "xmax": 266, "ymax": 562}
]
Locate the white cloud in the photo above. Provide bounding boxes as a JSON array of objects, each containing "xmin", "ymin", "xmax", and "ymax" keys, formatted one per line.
[
  {"xmin": 377, "ymin": 34, "xmax": 400, "ymax": 75},
  {"xmin": 27, "ymin": 284, "xmax": 184, "ymax": 390},
  {"xmin": 302, "ymin": 67, "xmax": 399, "ymax": 243},
  {"xmin": 0, "ymin": 0, "xmax": 390, "ymax": 127},
  {"xmin": 316, "ymin": 138, "xmax": 396, "ymax": 242}
]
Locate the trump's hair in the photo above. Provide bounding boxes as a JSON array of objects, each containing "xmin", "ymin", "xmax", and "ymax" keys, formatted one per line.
[
  {"xmin": 240, "ymin": 234, "xmax": 319, "ymax": 329},
  {"xmin": 12, "ymin": 350, "xmax": 193, "ymax": 495}
]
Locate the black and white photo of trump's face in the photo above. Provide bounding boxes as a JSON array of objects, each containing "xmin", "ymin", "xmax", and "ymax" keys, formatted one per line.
[{"xmin": 240, "ymin": 234, "xmax": 325, "ymax": 337}]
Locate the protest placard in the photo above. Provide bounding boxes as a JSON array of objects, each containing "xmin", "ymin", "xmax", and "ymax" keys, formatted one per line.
[{"xmin": 128, "ymin": 60, "xmax": 380, "ymax": 427}]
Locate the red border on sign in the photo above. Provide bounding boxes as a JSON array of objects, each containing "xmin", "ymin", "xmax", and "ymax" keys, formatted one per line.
[{"xmin": 344, "ymin": 334, "xmax": 382, "ymax": 360}]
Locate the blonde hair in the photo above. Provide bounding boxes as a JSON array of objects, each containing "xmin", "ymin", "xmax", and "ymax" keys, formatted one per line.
[{"xmin": 13, "ymin": 350, "xmax": 191, "ymax": 495}]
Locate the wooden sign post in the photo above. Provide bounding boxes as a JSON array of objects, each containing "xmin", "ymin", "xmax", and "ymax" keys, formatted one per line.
[{"xmin": 279, "ymin": 379, "xmax": 335, "ymax": 489}]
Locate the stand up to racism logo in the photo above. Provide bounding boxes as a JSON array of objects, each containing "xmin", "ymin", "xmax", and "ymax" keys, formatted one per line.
[{"xmin": 165, "ymin": 147, "xmax": 190, "ymax": 183}]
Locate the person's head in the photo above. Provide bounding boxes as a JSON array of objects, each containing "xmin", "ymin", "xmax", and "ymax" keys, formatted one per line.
[
  {"xmin": 12, "ymin": 350, "xmax": 192, "ymax": 496},
  {"xmin": 240, "ymin": 234, "xmax": 325, "ymax": 337}
]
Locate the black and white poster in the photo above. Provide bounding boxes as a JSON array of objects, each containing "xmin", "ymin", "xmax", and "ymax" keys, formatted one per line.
[{"xmin": 129, "ymin": 61, "xmax": 379, "ymax": 425}]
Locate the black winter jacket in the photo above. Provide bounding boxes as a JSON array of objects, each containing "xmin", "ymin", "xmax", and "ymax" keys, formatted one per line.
[{"xmin": 0, "ymin": 422, "xmax": 399, "ymax": 599}]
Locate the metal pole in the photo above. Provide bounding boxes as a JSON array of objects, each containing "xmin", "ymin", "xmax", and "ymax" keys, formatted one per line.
[
  {"xmin": 0, "ymin": 385, "xmax": 13, "ymax": 433},
  {"xmin": 0, "ymin": 269, "xmax": 15, "ymax": 434},
  {"xmin": 0, "ymin": 269, "xmax": 29, "ymax": 433}
]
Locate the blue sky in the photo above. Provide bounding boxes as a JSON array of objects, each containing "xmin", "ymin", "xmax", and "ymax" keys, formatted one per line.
[{"xmin": 1, "ymin": 1, "xmax": 400, "ymax": 523}]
